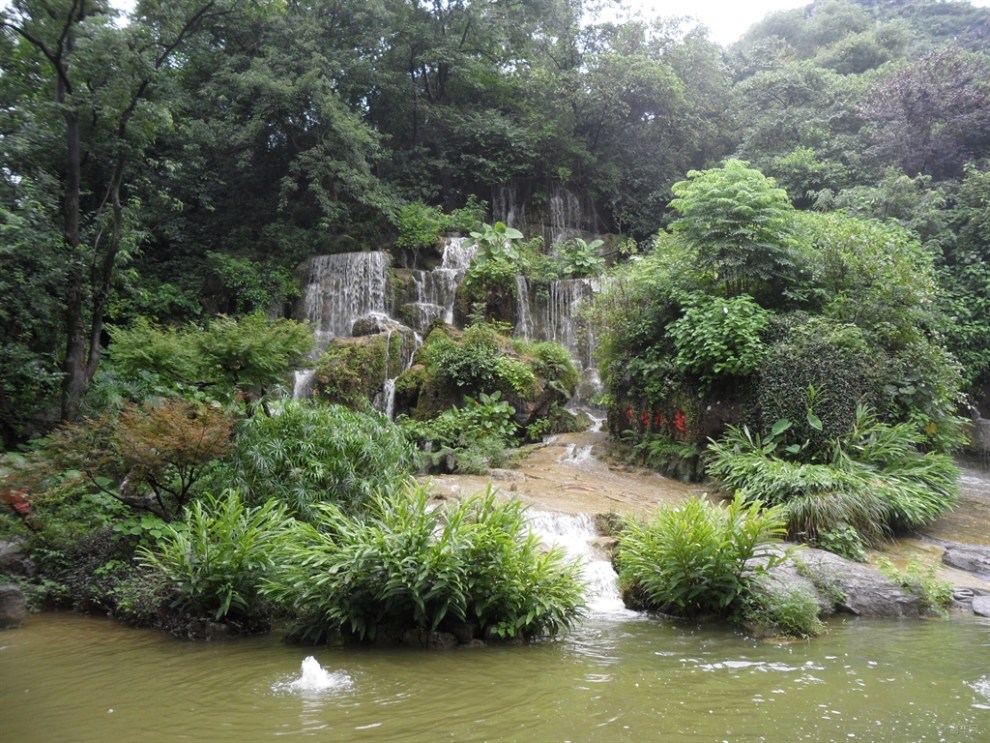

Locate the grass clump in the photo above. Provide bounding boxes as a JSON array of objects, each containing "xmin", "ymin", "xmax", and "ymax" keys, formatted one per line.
[
  {"xmin": 615, "ymin": 494, "xmax": 787, "ymax": 618},
  {"xmin": 262, "ymin": 484, "xmax": 586, "ymax": 644},
  {"xmin": 706, "ymin": 405, "xmax": 958, "ymax": 551},
  {"xmin": 138, "ymin": 491, "xmax": 297, "ymax": 628},
  {"xmin": 213, "ymin": 401, "xmax": 416, "ymax": 519}
]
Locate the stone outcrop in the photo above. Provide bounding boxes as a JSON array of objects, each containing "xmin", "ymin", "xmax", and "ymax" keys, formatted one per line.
[
  {"xmin": 942, "ymin": 543, "xmax": 990, "ymax": 583},
  {"xmin": 0, "ymin": 584, "xmax": 27, "ymax": 629},
  {"xmin": 0, "ymin": 538, "xmax": 34, "ymax": 577},
  {"xmin": 750, "ymin": 546, "xmax": 923, "ymax": 619}
]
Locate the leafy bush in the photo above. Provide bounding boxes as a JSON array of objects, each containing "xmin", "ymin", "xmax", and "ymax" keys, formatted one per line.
[
  {"xmin": 875, "ymin": 557, "xmax": 953, "ymax": 617},
  {"xmin": 616, "ymin": 494, "xmax": 787, "ymax": 617},
  {"xmin": 263, "ymin": 485, "xmax": 585, "ymax": 643},
  {"xmin": 667, "ymin": 293, "xmax": 771, "ymax": 388},
  {"xmin": 741, "ymin": 580, "xmax": 825, "ymax": 638},
  {"xmin": 401, "ymin": 392, "xmax": 518, "ymax": 474},
  {"xmin": 139, "ymin": 491, "xmax": 297, "ymax": 625},
  {"xmin": 108, "ymin": 314, "xmax": 313, "ymax": 409},
  {"xmin": 396, "ymin": 201, "xmax": 447, "ymax": 250},
  {"xmin": 756, "ymin": 317, "xmax": 879, "ymax": 450},
  {"xmin": 555, "ymin": 237, "xmax": 605, "ymax": 278},
  {"xmin": 215, "ymin": 402, "xmax": 416, "ymax": 519},
  {"xmin": 706, "ymin": 406, "xmax": 959, "ymax": 546},
  {"xmin": 43, "ymin": 398, "xmax": 234, "ymax": 520}
]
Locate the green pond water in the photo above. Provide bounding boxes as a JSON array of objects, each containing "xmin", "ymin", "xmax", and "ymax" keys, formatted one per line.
[{"xmin": 1, "ymin": 611, "xmax": 988, "ymax": 743}]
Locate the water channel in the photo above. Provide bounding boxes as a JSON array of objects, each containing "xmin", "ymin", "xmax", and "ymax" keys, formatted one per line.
[
  {"xmin": 2, "ymin": 607, "xmax": 988, "ymax": 742},
  {"xmin": 3, "ymin": 461, "xmax": 988, "ymax": 741}
]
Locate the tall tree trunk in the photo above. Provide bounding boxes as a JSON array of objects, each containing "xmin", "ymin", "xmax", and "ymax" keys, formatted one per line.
[{"xmin": 61, "ymin": 88, "xmax": 87, "ymax": 421}]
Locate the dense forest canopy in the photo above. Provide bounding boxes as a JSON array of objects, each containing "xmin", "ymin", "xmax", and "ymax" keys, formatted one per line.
[{"xmin": 1, "ymin": 0, "xmax": 988, "ymax": 444}]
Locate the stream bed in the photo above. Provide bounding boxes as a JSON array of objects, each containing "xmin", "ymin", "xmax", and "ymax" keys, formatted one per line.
[{"xmin": 2, "ymin": 611, "xmax": 987, "ymax": 742}]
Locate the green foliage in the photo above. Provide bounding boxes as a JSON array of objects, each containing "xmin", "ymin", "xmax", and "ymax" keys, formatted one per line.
[
  {"xmin": 667, "ymin": 293, "xmax": 771, "ymax": 388},
  {"xmin": 555, "ymin": 238, "xmax": 605, "ymax": 278},
  {"xmin": 756, "ymin": 317, "xmax": 878, "ymax": 451},
  {"xmin": 262, "ymin": 485, "xmax": 585, "ymax": 643},
  {"xmin": 107, "ymin": 314, "xmax": 314, "ymax": 408},
  {"xmin": 875, "ymin": 557, "xmax": 954, "ymax": 617},
  {"xmin": 214, "ymin": 402, "xmax": 415, "ymax": 520},
  {"xmin": 206, "ymin": 252, "xmax": 298, "ymax": 315},
  {"xmin": 41, "ymin": 398, "xmax": 234, "ymax": 521},
  {"xmin": 516, "ymin": 340, "xmax": 580, "ymax": 398},
  {"xmin": 670, "ymin": 160, "xmax": 804, "ymax": 303},
  {"xmin": 396, "ymin": 202, "xmax": 447, "ymax": 251},
  {"xmin": 401, "ymin": 392, "xmax": 518, "ymax": 474},
  {"xmin": 815, "ymin": 524, "xmax": 868, "ymax": 563},
  {"xmin": 395, "ymin": 197, "xmax": 488, "ymax": 250},
  {"xmin": 616, "ymin": 494, "xmax": 788, "ymax": 617},
  {"xmin": 741, "ymin": 581, "xmax": 825, "ymax": 639},
  {"xmin": 706, "ymin": 406, "xmax": 959, "ymax": 546},
  {"xmin": 139, "ymin": 491, "xmax": 297, "ymax": 624}
]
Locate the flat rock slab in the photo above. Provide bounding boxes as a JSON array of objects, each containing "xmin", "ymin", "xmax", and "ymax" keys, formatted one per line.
[
  {"xmin": 942, "ymin": 544, "xmax": 990, "ymax": 582},
  {"xmin": 754, "ymin": 546, "xmax": 922, "ymax": 619},
  {"xmin": 972, "ymin": 595, "xmax": 990, "ymax": 617}
]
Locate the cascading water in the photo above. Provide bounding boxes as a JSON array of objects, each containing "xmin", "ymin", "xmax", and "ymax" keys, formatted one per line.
[
  {"xmin": 298, "ymin": 252, "xmax": 390, "ymax": 342},
  {"xmin": 526, "ymin": 510, "xmax": 633, "ymax": 617},
  {"xmin": 292, "ymin": 252, "xmax": 391, "ymax": 400},
  {"xmin": 406, "ymin": 237, "xmax": 476, "ymax": 330},
  {"xmin": 520, "ymin": 277, "xmax": 602, "ymax": 370}
]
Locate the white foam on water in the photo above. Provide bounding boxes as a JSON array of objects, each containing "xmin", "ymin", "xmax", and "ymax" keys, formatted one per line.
[{"xmin": 273, "ymin": 656, "xmax": 353, "ymax": 695}]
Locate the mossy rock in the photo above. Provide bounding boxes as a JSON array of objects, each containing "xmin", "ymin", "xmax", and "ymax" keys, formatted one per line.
[{"xmin": 314, "ymin": 327, "xmax": 415, "ymax": 409}]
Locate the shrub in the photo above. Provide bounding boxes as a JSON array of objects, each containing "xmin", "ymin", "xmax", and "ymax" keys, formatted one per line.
[
  {"xmin": 741, "ymin": 580, "xmax": 825, "ymax": 638},
  {"xmin": 262, "ymin": 485, "xmax": 585, "ymax": 643},
  {"xmin": 396, "ymin": 201, "xmax": 447, "ymax": 250},
  {"xmin": 555, "ymin": 237, "xmax": 605, "ymax": 278},
  {"xmin": 401, "ymin": 392, "xmax": 518, "ymax": 474},
  {"xmin": 875, "ymin": 557, "xmax": 953, "ymax": 617},
  {"xmin": 138, "ymin": 491, "xmax": 297, "ymax": 626},
  {"xmin": 755, "ymin": 317, "xmax": 879, "ymax": 451},
  {"xmin": 667, "ymin": 293, "xmax": 771, "ymax": 389},
  {"xmin": 615, "ymin": 494, "xmax": 787, "ymax": 617},
  {"xmin": 42, "ymin": 398, "xmax": 234, "ymax": 521},
  {"xmin": 215, "ymin": 402, "xmax": 416, "ymax": 519},
  {"xmin": 706, "ymin": 406, "xmax": 959, "ymax": 547}
]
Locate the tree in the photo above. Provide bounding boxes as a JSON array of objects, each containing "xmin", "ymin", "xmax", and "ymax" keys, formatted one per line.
[
  {"xmin": 1, "ymin": 0, "xmax": 236, "ymax": 421},
  {"xmin": 669, "ymin": 160, "xmax": 803, "ymax": 304},
  {"xmin": 863, "ymin": 47, "xmax": 990, "ymax": 181},
  {"xmin": 44, "ymin": 397, "xmax": 234, "ymax": 520}
]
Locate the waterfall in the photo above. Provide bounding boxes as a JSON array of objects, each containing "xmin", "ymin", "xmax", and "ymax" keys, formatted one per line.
[
  {"xmin": 298, "ymin": 251, "xmax": 390, "ymax": 346},
  {"xmin": 548, "ymin": 185, "xmax": 584, "ymax": 247},
  {"xmin": 407, "ymin": 237, "xmax": 476, "ymax": 331},
  {"xmin": 524, "ymin": 277, "xmax": 601, "ymax": 369},
  {"xmin": 526, "ymin": 510, "xmax": 633, "ymax": 616},
  {"xmin": 515, "ymin": 275, "xmax": 533, "ymax": 339},
  {"xmin": 292, "ymin": 251, "xmax": 390, "ymax": 402}
]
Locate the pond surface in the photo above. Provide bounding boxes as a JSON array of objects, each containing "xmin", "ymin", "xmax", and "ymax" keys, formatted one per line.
[{"xmin": 2, "ymin": 612, "xmax": 988, "ymax": 742}]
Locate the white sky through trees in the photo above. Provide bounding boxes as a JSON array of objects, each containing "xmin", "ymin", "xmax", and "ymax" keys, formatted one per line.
[{"xmin": 3, "ymin": 1, "xmax": 988, "ymax": 46}]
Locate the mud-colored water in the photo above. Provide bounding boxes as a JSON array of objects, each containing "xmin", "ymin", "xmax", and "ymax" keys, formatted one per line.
[{"xmin": 2, "ymin": 612, "xmax": 988, "ymax": 742}]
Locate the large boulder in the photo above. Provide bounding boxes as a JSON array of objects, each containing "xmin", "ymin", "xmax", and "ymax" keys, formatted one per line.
[
  {"xmin": 0, "ymin": 584, "xmax": 27, "ymax": 629},
  {"xmin": 942, "ymin": 544, "xmax": 990, "ymax": 582},
  {"xmin": 753, "ymin": 546, "xmax": 923, "ymax": 618},
  {"xmin": 0, "ymin": 538, "xmax": 34, "ymax": 577}
]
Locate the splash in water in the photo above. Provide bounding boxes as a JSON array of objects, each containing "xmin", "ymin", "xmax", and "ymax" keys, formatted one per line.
[{"xmin": 273, "ymin": 656, "xmax": 353, "ymax": 695}]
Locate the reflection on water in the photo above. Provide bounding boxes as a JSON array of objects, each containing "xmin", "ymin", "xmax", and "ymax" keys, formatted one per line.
[{"xmin": 1, "ymin": 612, "xmax": 987, "ymax": 742}]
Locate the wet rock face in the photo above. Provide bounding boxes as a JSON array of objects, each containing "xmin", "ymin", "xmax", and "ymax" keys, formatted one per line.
[
  {"xmin": 0, "ymin": 538, "xmax": 34, "ymax": 577},
  {"xmin": 0, "ymin": 584, "xmax": 27, "ymax": 629},
  {"xmin": 942, "ymin": 544, "xmax": 990, "ymax": 582},
  {"xmin": 752, "ymin": 547, "xmax": 923, "ymax": 619}
]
